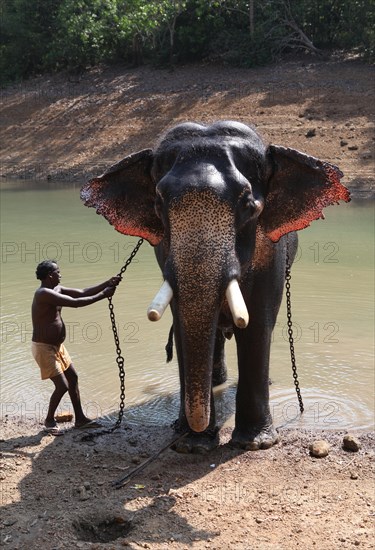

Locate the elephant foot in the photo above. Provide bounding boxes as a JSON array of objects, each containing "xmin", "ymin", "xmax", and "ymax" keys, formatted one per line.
[
  {"xmin": 172, "ymin": 416, "xmax": 189, "ymax": 434},
  {"xmin": 172, "ymin": 428, "xmax": 219, "ymax": 454},
  {"xmin": 230, "ymin": 424, "xmax": 279, "ymax": 451}
]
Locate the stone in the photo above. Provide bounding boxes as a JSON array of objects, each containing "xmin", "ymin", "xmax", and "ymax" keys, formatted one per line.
[
  {"xmin": 74, "ymin": 485, "xmax": 90, "ymax": 501},
  {"xmin": 343, "ymin": 435, "xmax": 361, "ymax": 452},
  {"xmin": 55, "ymin": 412, "xmax": 73, "ymax": 423},
  {"xmin": 305, "ymin": 128, "xmax": 316, "ymax": 138},
  {"xmin": 309, "ymin": 440, "xmax": 330, "ymax": 458}
]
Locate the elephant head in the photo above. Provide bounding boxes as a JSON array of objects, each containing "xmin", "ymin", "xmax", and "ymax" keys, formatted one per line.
[{"xmin": 81, "ymin": 121, "xmax": 350, "ymax": 437}]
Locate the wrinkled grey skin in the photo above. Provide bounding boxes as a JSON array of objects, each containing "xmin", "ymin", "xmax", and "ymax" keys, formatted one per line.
[{"xmin": 81, "ymin": 120, "xmax": 349, "ymax": 454}]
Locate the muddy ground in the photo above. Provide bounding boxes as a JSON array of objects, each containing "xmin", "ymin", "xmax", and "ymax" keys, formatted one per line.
[
  {"xmin": 1, "ymin": 418, "xmax": 374, "ymax": 549},
  {"xmin": 0, "ymin": 55, "xmax": 374, "ymax": 549}
]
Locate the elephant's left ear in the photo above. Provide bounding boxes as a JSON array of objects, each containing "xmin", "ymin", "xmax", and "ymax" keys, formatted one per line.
[
  {"xmin": 260, "ymin": 145, "xmax": 351, "ymax": 242},
  {"xmin": 81, "ymin": 149, "xmax": 164, "ymax": 246}
]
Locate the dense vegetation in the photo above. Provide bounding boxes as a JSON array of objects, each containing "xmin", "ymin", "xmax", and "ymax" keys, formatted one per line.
[{"xmin": 1, "ymin": 0, "xmax": 374, "ymax": 84}]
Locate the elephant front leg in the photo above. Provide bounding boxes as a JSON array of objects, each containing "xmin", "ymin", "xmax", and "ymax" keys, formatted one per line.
[
  {"xmin": 212, "ymin": 329, "xmax": 228, "ymax": 387},
  {"xmin": 230, "ymin": 324, "xmax": 279, "ymax": 450}
]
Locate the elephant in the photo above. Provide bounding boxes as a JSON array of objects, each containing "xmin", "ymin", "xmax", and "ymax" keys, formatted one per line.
[{"xmin": 81, "ymin": 120, "xmax": 350, "ymax": 453}]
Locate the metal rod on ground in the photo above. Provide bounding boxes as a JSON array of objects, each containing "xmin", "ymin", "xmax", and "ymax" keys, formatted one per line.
[{"xmin": 112, "ymin": 432, "xmax": 188, "ymax": 489}]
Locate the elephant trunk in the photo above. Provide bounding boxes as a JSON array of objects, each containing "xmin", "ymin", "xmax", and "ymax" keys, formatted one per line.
[
  {"xmin": 178, "ymin": 290, "xmax": 219, "ymax": 433},
  {"xmin": 146, "ymin": 277, "xmax": 249, "ymax": 432},
  {"xmin": 168, "ymin": 190, "xmax": 240, "ymax": 433}
]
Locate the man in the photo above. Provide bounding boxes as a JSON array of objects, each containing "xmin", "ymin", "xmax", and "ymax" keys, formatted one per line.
[{"xmin": 31, "ymin": 260, "xmax": 121, "ymax": 435}]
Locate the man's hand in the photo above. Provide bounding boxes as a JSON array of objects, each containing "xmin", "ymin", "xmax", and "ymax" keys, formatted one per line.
[
  {"xmin": 107, "ymin": 276, "xmax": 121, "ymax": 287},
  {"xmin": 61, "ymin": 275, "xmax": 122, "ymax": 299},
  {"xmin": 103, "ymin": 285, "xmax": 117, "ymax": 298}
]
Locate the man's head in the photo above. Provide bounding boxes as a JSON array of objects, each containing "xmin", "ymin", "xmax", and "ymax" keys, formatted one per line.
[{"xmin": 36, "ymin": 260, "xmax": 58, "ymax": 281}]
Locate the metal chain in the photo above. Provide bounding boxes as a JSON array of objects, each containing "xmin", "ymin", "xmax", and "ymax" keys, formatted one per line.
[
  {"xmin": 285, "ymin": 237, "xmax": 304, "ymax": 413},
  {"xmin": 108, "ymin": 237, "xmax": 144, "ymax": 431},
  {"xmin": 80, "ymin": 238, "xmax": 144, "ymax": 442}
]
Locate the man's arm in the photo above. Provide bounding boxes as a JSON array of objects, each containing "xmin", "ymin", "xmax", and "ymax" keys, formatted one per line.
[
  {"xmin": 60, "ymin": 276, "xmax": 121, "ymax": 298},
  {"xmin": 38, "ymin": 286, "xmax": 116, "ymax": 307}
]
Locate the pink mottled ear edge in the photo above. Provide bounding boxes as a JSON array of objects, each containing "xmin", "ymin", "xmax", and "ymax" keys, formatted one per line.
[
  {"xmin": 80, "ymin": 149, "xmax": 164, "ymax": 246},
  {"xmin": 260, "ymin": 145, "xmax": 351, "ymax": 242}
]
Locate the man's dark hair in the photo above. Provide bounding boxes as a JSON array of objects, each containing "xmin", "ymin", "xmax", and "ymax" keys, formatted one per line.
[{"xmin": 36, "ymin": 260, "xmax": 57, "ymax": 280}]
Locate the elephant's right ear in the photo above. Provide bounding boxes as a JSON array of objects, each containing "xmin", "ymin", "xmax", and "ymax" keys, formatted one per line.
[{"xmin": 80, "ymin": 149, "xmax": 164, "ymax": 246}]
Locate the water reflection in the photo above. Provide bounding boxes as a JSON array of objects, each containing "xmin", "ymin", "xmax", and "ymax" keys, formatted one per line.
[{"xmin": 1, "ymin": 181, "xmax": 373, "ymax": 430}]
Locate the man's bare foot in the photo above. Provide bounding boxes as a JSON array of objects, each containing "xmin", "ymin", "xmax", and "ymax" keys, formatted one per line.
[{"xmin": 44, "ymin": 421, "xmax": 63, "ymax": 436}]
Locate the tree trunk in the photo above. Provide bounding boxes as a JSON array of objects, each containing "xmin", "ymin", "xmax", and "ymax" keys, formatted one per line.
[{"xmin": 249, "ymin": 0, "xmax": 254, "ymax": 38}]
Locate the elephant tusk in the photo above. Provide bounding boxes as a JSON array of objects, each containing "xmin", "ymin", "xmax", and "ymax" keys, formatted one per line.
[
  {"xmin": 147, "ymin": 280, "xmax": 173, "ymax": 321},
  {"xmin": 226, "ymin": 279, "xmax": 249, "ymax": 329}
]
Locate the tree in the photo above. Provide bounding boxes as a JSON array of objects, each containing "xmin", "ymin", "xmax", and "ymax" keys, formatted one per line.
[
  {"xmin": 1, "ymin": 0, "xmax": 373, "ymax": 84},
  {"xmin": 0, "ymin": 0, "xmax": 60, "ymax": 82},
  {"xmin": 49, "ymin": 0, "xmax": 120, "ymax": 71},
  {"xmin": 270, "ymin": 0, "xmax": 323, "ymax": 56}
]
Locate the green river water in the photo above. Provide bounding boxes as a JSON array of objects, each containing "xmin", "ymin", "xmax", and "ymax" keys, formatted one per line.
[{"xmin": 0, "ymin": 180, "xmax": 373, "ymax": 430}]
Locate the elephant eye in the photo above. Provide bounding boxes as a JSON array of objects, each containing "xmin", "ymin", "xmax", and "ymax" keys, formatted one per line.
[
  {"xmin": 241, "ymin": 192, "xmax": 256, "ymax": 214},
  {"xmin": 237, "ymin": 190, "xmax": 263, "ymax": 229}
]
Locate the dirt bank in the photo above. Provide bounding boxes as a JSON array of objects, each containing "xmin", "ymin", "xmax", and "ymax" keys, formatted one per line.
[
  {"xmin": 1, "ymin": 57, "xmax": 374, "ymax": 197},
  {"xmin": 1, "ymin": 417, "xmax": 374, "ymax": 549}
]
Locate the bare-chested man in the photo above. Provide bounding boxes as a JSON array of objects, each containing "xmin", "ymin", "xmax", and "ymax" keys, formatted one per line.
[{"xmin": 31, "ymin": 260, "xmax": 120, "ymax": 434}]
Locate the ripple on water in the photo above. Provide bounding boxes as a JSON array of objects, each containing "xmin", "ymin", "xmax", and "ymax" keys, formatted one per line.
[
  {"xmin": 101, "ymin": 385, "xmax": 374, "ymax": 432},
  {"xmin": 269, "ymin": 388, "xmax": 374, "ymax": 431}
]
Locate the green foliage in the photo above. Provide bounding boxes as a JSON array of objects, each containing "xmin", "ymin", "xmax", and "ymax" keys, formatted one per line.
[
  {"xmin": 163, "ymin": 0, "xmax": 223, "ymax": 63},
  {"xmin": 0, "ymin": 0, "xmax": 60, "ymax": 83},
  {"xmin": 48, "ymin": 0, "xmax": 122, "ymax": 70},
  {"xmin": 291, "ymin": 0, "xmax": 375, "ymax": 57},
  {"xmin": 1, "ymin": 0, "xmax": 374, "ymax": 84}
]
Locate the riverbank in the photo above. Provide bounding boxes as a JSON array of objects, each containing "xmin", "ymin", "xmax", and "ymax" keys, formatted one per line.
[
  {"xmin": 1, "ymin": 416, "xmax": 374, "ymax": 549},
  {"xmin": 1, "ymin": 57, "xmax": 374, "ymax": 198}
]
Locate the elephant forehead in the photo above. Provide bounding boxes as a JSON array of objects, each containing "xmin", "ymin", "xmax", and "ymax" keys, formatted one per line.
[
  {"xmin": 169, "ymin": 190, "xmax": 234, "ymax": 242},
  {"xmin": 169, "ymin": 192, "xmax": 236, "ymax": 322},
  {"xmin": 159, "ymin": 120, "xmax": 262, "ymax": 145},
  {"xmin": 168, "ymin": 191, "xmax": 236, "ymax": 289}
]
